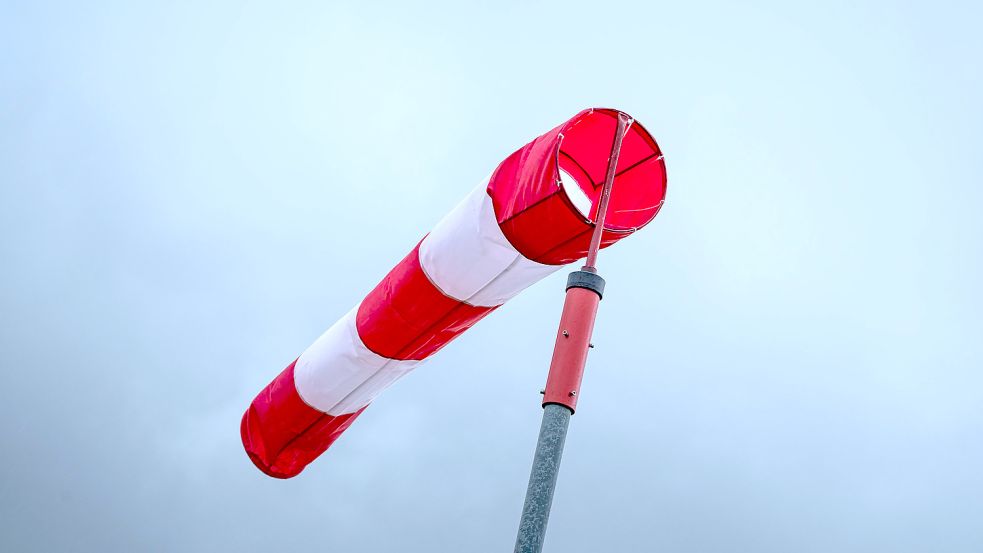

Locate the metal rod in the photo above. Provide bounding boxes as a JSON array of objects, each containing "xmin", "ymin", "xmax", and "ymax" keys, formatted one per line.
[
  {"xmin": 584, "ymin": 111, "xmax": 632, "ymax": 271},
  {"xmin": 513, "ymin": 404, "xmax": 571, "ymax": 553},
  {"xmin": 513, "ymin": 111, "xmax": 629, "ymax": 553}
]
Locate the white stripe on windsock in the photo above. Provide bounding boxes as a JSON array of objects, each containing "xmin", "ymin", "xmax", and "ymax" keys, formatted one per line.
[
  {"xmin": 419, "ymin": 182, "xmax": 562, "ymax": 308},
  {"xmin": 294, "ymin": 309, "xmax": 421, "ymax": 415}
]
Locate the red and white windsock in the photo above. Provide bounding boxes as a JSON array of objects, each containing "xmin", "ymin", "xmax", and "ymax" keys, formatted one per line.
[{"xmin": 241, "ymin": 108, "xmax": 667, "ymax": 478}]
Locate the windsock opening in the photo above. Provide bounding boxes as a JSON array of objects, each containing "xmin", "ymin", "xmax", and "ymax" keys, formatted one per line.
[
  {"xmin": 556, "ymin": 109, "xmax": 666, "ymax": 231},
  {"xmin": 488, "ymin": 108, "xmax": 667, "ymax": 265}
]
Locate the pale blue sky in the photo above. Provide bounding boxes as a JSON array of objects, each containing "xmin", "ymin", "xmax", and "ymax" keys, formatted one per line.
[{"xmin": 2, "ymin": 1, "xmax": 981, "ymax": 551}]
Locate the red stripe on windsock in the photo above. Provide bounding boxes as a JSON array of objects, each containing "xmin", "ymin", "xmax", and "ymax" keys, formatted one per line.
[
  {"xmin": 356, "ymin": 242, "xmax": 496, "ymax": 361},
  {"xmin": 241, "ymin": 360, "xmax": 365, "ymax": 478}
]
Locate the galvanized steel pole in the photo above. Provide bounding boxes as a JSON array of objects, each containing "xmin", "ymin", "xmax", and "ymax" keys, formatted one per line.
[
  {"xmin": 513, "ymin": 112, "xmax": 632, "ymax": 553},
  {"xmin": 514, "ymin": 403, "xmax": 572, "ymax": 553}
]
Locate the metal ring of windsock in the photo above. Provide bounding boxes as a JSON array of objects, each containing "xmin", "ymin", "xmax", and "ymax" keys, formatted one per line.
[{"xmin": 241, "ymin": 107, "xmax": 666, "ymax": 478}]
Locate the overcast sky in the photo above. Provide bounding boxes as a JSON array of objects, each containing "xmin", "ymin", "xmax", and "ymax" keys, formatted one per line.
[{"xmin": 2, "ymin": 1, "xmax": 982, "ymax": 551}]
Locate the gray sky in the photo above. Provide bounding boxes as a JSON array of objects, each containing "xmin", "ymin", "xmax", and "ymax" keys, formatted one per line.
[{"xmin": 2, "ymin": 1, "xmax": 981, "ymax": 551}]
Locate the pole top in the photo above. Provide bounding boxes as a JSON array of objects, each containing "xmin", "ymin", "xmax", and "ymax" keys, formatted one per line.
[{"xmin": 566, "ymin": 270, "xmax": 606, "ymax": 299}]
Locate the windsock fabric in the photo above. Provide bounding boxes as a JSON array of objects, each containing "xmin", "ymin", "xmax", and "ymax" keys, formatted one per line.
[{"xmin": 242, "ymin": 108, "xmax": 667, "ymax": 478}]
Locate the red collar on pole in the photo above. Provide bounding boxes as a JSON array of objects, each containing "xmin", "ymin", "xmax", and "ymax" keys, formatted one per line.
[{"xmin": 542, "ymin": 111, "xmax": 632, "ymax": 412}]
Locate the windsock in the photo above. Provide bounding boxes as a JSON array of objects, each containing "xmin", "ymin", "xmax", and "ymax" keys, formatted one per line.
[{"xmin": 241, "ymin": 108, "xmax": 667, "ymax": 478}]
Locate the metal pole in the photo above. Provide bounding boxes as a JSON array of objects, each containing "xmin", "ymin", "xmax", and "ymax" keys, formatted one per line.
[
  {"xmin": 513, "ymin": 112, "xmax": 632, "ymax": 553},
  {"xmin": 514, "ymin": 403, "xmax": 571, "ymax": 553}
]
